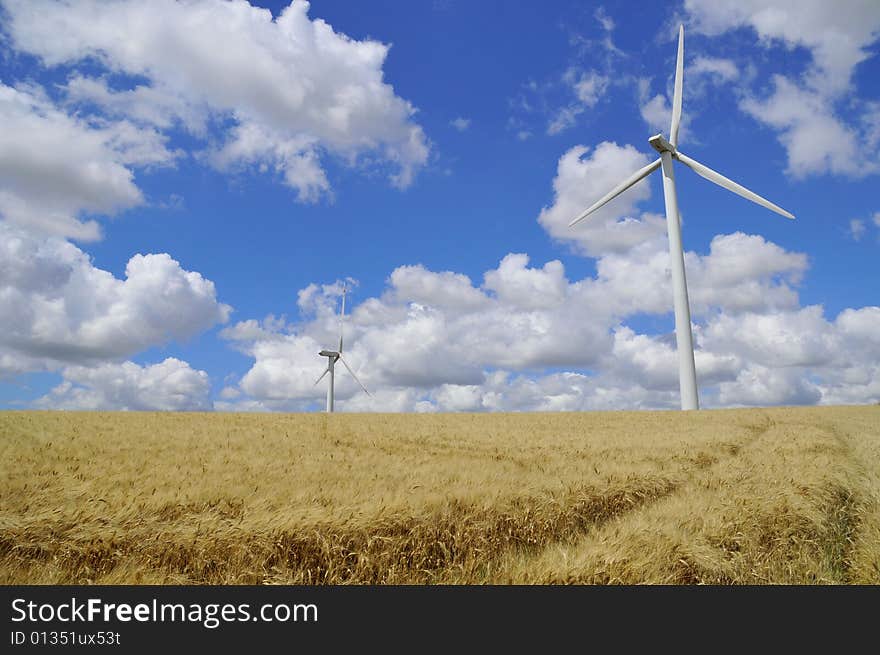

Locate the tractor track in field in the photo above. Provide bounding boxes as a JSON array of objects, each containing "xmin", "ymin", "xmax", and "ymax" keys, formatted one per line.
[
  {"xmin": 0, "ymin": 476, "xmax": 681, "ymax": 584},
  {"xmin": 481, "ymin": 413, "xmax": 785, "ymax": 584},
  {"xmin": 465, "ymin": 415, "xmax": 776, "ymax": 583}
]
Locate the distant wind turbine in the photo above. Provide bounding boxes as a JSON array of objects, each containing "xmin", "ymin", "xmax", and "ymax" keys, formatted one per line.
[
  {"xmin": 314, "ymin": 284, "xmax": 371, "ymax": 412},
  {"xmin": 569, "ymin": 25, "xmax": 795, "ymax": 411}
]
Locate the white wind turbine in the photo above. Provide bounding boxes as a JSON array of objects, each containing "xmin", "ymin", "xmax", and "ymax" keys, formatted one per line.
[
  {"xmin": 314, "ymin": 284, "xmax": 371, "ymax": 412},
  {"xmin": 569, "ymin": 25, "xmax": 795, "ymax": 411}
]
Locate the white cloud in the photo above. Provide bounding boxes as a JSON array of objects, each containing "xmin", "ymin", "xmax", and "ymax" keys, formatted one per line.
[
  {"xmin": 849, "ymin": 219, "xmax": 866, "ymax": 241},
  {"xmin": 836, "ymin": 306, "xmax": 880, "ymax": 348},
  {"xmin": 0, "ymin": 84, "xmax": 173, "ymax": 240},
  {"xmin": 510, "ymin": 61, "xmax": 611, "ymax": 138},
  {"xmin": 547, "ymin": 106, "xmax": 583, "ymax": 136},
  {"xmin": 207, "ymin": 123, "xmax": 329, "ymax": 202},
  {"xmin": 221, "ymin": 225, "xmax": 879, "ymax": 411},
  {"xmin": 238, "ymin": 334, "xmax": 328, "ymax": 401},
  {"xmin": 538, "ymin": 142, "xmax": 666, "ymax": 257},
  {"xmin": 606, "ymin": 326, "xmax": 742, "ymax": 393},
  {"xmin": 684, "ymin": 0, "xmax": 880, "ymax": 95},
  {"xmin": 584, "ymin": 231, "xmax": 806, "ymax": 321},
  {"xmin": 34, "ymin": 358, "xmax": 211, "ymax": 410},
  {"xmin": 547, "ymin": 69, "xmax": 609, "ymax": 135},
  {"xmin": 844, "ymin": 212, "xmax": 880, "ymax": 242},
  {"xmin": 740, "ymin": 76, "xmax": 871, "ymax": 178},
  {"xmin": 0, "ymin": 221, "xmax": 230, "ymax": 376},
  {"xmin": 685, "ymin": 0, "xmax": 880, "ymax": 180},
  {"xmin": 639, "ymin": 93, "xmax": 672, "ymax": 136},
  {"xmin": 450, "ymin": 117, "xmax": 471, "ymax": 131},
  {"xmin": 594, "ymin": 7, "xmax": 615, "ymax": 33},
  {"xmin": 222, "ymin": 255, "xmax": 617, "ymax": 408},
  {"xmin": 716, "ymin": 365, "xmax": 822, "ymax": 407},
  {"xmin": 433, "ymin": 383, "xmax": 485, "ymax": 411},
  {"xmin": 712, "ymin": 306, "xmax": 880, "ymax": 407},
  {"xmin": 483, "ymin": 254, "xmax": 567, "ymax": 310},
  {"xmin": 568, "ymin": 69, "xmax": 609, "ymax": 108},
  {"xmin": 63, "ymin": 74, "xmax": 208, "ymax": 134},
  {"xmin": 689, "ymin": 56, "xmax": 739, "ymax": 82},
  {"xmin": 702, "ymin": 306, "xmax": 838, "ymax": 369},
  {"xmin": 686, "ymin": 232, "xmax": 806, "ymax": 313},
  {"xmin": 219, "ymin": 386, "xmax": 241, "ymax": 400},
  {"xmin": 220, "ymin": 316, "xmax": 287, "ymax": 344},
  {"xmin": 388, "ymin": 265, "xmax": 488, "ymax": 313},
  {"xmin": 2, "ymin": 0, "xmax": 429, "ymax": 199},
  {"xmin": 586, "ymin": 6, "xmax": 624, "ymax": 57}
]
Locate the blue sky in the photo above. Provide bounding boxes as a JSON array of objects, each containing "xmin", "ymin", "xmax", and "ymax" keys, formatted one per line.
[{"xmin": 1, "ymin": 0, "xmax": 878, "ymax": 411}]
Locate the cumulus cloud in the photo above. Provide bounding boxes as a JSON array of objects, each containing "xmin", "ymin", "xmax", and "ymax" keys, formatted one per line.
[
  {"xmin": 388, "ymin": 266, "xmax": 488, "ymax": 313},
  {"xmin": 34, "ymin": 358, "xmax": 211, "ymax": 411},
  {"xmin": 450, "ymin": 117, "xmax": 471, "ymax": 131},
  {"xmin": 0, "ymin": 222, "xmax": 230, "ymax": 377},
  {"xmin": 221, "ymin": 254, "xmax": 616, "ymax": 410},
  {"xmin": 740, "ymin": 76, "xmax": 871, "ymax": 178},
  {"xmin": 716, "ymin": 365, "xmax": 822, "ymax": 407},
  {"xmin": 702, "ymin": 306, "xmax": 837, "ymax": 369},
  {"xmin": 710, "ymin": 305, "xmax": 880, "ymax": 407},
  {"xmin": 220, "ymin": 226, "xmax": 878, "ymax": 411},
  {"xmin": 0, "ymin": 84, "xmax": 175, "ymax": 240},
  {"xmin": 584, "ymin": 231, "xmax": 805, "ymax": 322},
  {"xmin": 686, "ymin": 232, "xmax": 806, "ymax": 313},
  {"xmin": 483, "ymin": 255, "xmax": 567, "ymax": 310},
  {"xmin": 538, "ymin": 142, "xmax": 666, "ymax": 257},
  {"xmin": 1, "ymin": 0, "xmax": 429, "ymax": 204}
]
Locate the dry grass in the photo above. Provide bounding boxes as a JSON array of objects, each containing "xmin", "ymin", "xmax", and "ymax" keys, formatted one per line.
[{"xmin": 0, "ymin": 406, "xmax": 877, "ymax": 584}]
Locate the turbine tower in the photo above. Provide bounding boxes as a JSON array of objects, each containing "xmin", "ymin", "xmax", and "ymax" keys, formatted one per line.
[
  {"xmin": 569, "ymin": 25, "xmax": 794, "ymax": 411},
  {"xmin": 314, "ymin": 284, "xmax": 371, "ymax": 412}
]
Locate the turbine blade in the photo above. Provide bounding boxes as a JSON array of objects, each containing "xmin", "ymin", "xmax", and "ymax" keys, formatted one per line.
[
  {"xmin": 568, "ymin": 158, "xmax": 662, "ymax": 227},
  {"xmin": 338, "ymin": 284, "xmax": 346, "ymax": 352},
  {"xmin": 314, "ymin": 365, "xmax": 331, "ymax": 386},
  {"xmin": 670, "ymin": 24, "xmax": 684, "ymax": 147},
  {"xmin": 338, "ymin": 355, "xmax": 371, "ymax": 396},
  {"xmin": 675, "ymin": 151, "xmax": 795, "ymax": 219}
]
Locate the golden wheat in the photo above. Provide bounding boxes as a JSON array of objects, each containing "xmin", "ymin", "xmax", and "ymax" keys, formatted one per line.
[{"xmin": 1, "ymin": 406, "xmax": 877, "ymax": 584}]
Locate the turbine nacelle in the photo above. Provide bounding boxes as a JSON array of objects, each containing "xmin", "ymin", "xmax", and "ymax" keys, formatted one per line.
[
  {"xmin": 319, "ymin": 350, "xmax": 340, "ymax": 359},
  {"xmin": 648, "ymin": 134, "xmax": 676, "ymax": 155}
]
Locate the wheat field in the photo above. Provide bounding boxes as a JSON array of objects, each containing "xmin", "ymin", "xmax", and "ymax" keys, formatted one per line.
[{"xmin": 1, "ymin": 406, "xmax": 878, "ymax": 584}]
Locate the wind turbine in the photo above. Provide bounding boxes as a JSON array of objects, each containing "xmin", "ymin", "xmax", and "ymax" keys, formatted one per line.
[
  {"xmin": 314, "ymin": 284, "xmax": 371, "ymax": 412},
  {"xmin": 569, "ymin": 25, "xmax": 794, "ymax": 411}
]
